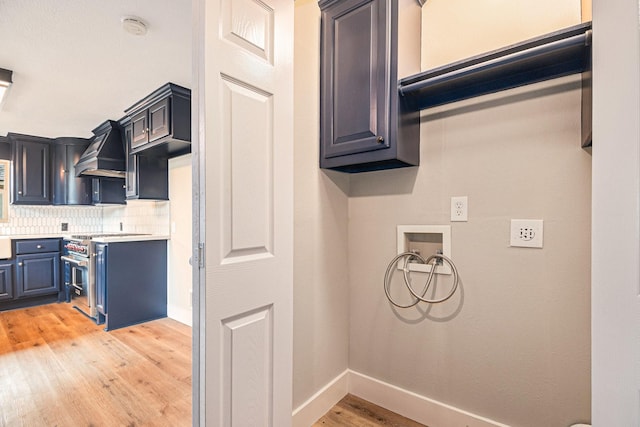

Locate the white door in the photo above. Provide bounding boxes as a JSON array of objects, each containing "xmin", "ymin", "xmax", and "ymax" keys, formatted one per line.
[{"xmin": 192, "ymin": 0, "xmax": 293, "ymax": 425}]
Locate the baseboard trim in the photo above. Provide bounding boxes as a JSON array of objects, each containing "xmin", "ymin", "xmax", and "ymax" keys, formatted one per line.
[
  {"xmin": 292, "ymin": 369, "xmax": 349, "ymax": 427},
  {"xmin": 349, "ymin": 370, "xmax": 509, "ymax": 427},
  {"xmin": 292, "ymin": 369, "xmax": 509, "ymax": 427}
]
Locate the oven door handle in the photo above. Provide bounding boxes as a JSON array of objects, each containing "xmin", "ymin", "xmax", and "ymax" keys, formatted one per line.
[{"xmin": 61, "ymin": 256, "xmax": 88, "ymax": 268}]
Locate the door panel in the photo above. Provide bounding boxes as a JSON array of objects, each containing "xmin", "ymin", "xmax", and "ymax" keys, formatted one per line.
[
  {"xmin": 131, "ymin": 111, "xmax": 148, "ymax": 149},
  {"xmin": 148, "ymin": 98, "xmax": 171, "ymax": 142},
  {"xmin": 194, "ymin": 0, "xmax": 293, "ymax": 425},
  {"xmin": 221, "ymin": 0, "xmax": 274, "ymax": 63},
  {"xmin": 220, "ymin": 76, "xmax": 274, "ymax": 263},
  {"xmin": 222, "ymin": 305, "xmax": 273, "ymax": 425}
]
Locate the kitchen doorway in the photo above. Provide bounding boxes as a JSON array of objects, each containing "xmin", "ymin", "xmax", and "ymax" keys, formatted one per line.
[{"xmin": 168, "ymin": 153, "xmax": 193, "ymax": 326}]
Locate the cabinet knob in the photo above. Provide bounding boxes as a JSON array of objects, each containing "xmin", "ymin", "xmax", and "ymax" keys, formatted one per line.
[
  {"xmin": 377, "ymin": 136, "xmax": 385, "ymax": 144},
  {"xmin": 18, "ymin": 262, "xmax": 22, "ymax": 267},
  {"xmin": 36, "ymin": 245, "xmax": 43, "ymax": 249},
  {"xmin": 17, "ymin": 191, "xmax": 22, "ymax": 195}
]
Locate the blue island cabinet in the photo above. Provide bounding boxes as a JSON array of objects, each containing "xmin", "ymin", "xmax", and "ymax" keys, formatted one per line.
[{"xmin": 95, "ymin": 240, "xmax": 167, "ymax": 331}]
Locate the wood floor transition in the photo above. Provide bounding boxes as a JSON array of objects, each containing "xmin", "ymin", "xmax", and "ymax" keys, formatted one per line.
[
  {"xmin": 313, "ymin": 394, "xmax": 427, "ymax": 427},
  {"xmin": 0, "ymin": 303, "xmax": 191, "ymax": 426},
  {"xmin": 1, "ymin": 303, "xmax": 427, "ymax": 427}
]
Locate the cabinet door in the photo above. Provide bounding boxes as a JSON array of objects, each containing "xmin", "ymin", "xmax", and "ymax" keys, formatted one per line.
[
  {"xmin": 148, "ymin": 98, "xmax": 171, "ymax": 143},
  {"xmin": 134, "ymin": 155, "xmax": 168, "ymax": 200},
  {"xmin": 320, "ymin": 0, "xmax": 389, "ymax": 160},
  {"xmin": 0, "ymin": 262, "xmax": 14, "ymax": 301},
  {"xmin": 130, "ymin": 110, "xmax": 149, "ymax": 150},
  {"xmin": 52, "ymin": 141, "xmax": 92, "ymax": 205},
  {"xmin": 92, "ymin": 178, "xmax": 125, "ymax": 204},
  {"xmin": 124, "ymin": 125, "xmax": 139, "ymax": 198},
  {"xmin": 16, "ymin": 253, "xmax": 60, "ymax": 298},
  {"xmin": 95, "ymin": 243, "xmax": 107, "ymax": 315},
  {"xmin": 13, "ymin": 137, "xmax": 51, "ymax": 204},
  {"xmin": 64, "ymin": 143, "xmax": 92, "ymax": 205}
]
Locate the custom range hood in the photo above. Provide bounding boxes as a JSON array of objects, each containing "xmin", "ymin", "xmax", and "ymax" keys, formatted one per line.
[{"xmin": 75, "ymin": 120, "xmax": 125, "ymax": 179}]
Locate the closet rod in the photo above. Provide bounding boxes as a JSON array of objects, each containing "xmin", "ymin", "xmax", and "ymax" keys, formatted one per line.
[{"xmin": 398, "ymin": 22, "xmax": 592, "ymax": 111}]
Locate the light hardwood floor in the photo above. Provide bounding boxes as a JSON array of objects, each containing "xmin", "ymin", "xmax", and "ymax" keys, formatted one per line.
[
  {"xmin": 0, "ymin": 303, "xmax": 191, "ymax": 427},
  {"xmin": 314, "ymin": 394, "xmax": 427, "ymax": 427}
]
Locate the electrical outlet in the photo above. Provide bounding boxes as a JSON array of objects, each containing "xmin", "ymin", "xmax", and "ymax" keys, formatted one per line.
[
  {"xmin": 61, "ymin": 222, "xmax": 68, "ymax": 231},
  {"xmin": 451, "ymin": 196, "xmax": 468, "ymax": 222},
  {"xmin": 510, "ymin": 219, "xmax": 543, "ymax": 248}
]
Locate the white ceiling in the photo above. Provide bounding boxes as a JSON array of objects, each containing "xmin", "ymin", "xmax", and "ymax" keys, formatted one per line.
[{"xmin": 0, "ymin": 0, "xmax": 192, "ymax": 138}]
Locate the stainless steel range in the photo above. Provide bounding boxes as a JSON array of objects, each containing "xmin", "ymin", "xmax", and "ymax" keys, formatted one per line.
[{"xmin": 62, "ymin": 233, "xmax": 147, "ymax": 321}]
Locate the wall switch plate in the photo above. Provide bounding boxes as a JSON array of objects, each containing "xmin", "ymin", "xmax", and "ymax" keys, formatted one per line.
[
  {"xmin": 451, "ymin": 196, "xmax": 468, "ymax": 222},
  {"xmin": 510, "ymin": 219, "xmax": 543, "ymax": 248}
]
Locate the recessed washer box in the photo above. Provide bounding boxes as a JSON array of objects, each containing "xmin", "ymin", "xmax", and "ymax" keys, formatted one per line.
[{"xmin": 396, "ymin": 225, "xmax": 452, "ymax": 275}]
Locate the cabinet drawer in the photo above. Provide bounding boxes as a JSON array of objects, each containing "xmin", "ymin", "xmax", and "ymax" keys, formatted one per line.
[{"xmin": 15, "ymin": 239, "xmax": 60, "ymax": 254}]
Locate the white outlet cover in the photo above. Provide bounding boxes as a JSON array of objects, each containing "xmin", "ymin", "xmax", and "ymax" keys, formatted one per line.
[
  {"xmin": 510, "ymin": 219, "xmax": 544, "ymax": 248},
  {"xmin": 451, "ymin": 196, "xmax": 468, "ymax": 222}
]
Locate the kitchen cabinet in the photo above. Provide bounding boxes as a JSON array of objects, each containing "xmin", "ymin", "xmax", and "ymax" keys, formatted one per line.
[
  {"xmin": 52, "ymin": 137, "xmax": 92, "ymax": 205},
  {"xmin": 121, "ymin": 122, "xmax": 169, "ymax": 200},
  {"xmin": 127, "ymin": 155, "xmax": 168, "ymax": 200},
  {"xmin": 0, "ymin": 136, "xmax": 11, "ymax": 160},
  {"xmin": 318, "ymin": 0, "xmax": 420, "ymax": 172},
  {"xmin": 94, "ymin": 240, "xmax": 167, "ymax": 330},
  {"xmin": 15, "ymin": 239, "xmax": 60, "ymax": 299},
  {"xmin": 0, "ymin": 262, "xmax": 14, "ymax": 302},
  {"xmin": 92, "ymin": 178, "xmax": 125, "ymax": 205},
  {"xmin": 125, "ymin": 83, "xmax": 191, "ymax": 158},
  {"xmin": 9, "ymin": 133, "xmax": 52, "ymax": 204},
  {"xmin": 0, "ymin": 239, "xmax": 62, "ymax": 311},
  {"xmin": 95, "ymin": 243, "xmax": 106, "ymax": 317}
]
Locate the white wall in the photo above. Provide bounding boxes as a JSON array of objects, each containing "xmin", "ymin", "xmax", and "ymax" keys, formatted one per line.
[
  {"xmin": 592, "ymin": 0, "xmax": 640, "ymax": 423},
  {"xmin": 167, "ymin": 154, "xmax": 193, "ymax": 326},
  {"xmin": 293, "ymin": 0, "xmax": 592, "ymax": 425},
  {"xmin": 348, "ymin": 77, "xmax": 591, "ymax": 427},
  {"xmin": 293, "ymin": 0, "xmax": 351, "ymax": 411},
  {"xmin": 422, "ymin": 0, "xmax": 579, "ymax": 69}
]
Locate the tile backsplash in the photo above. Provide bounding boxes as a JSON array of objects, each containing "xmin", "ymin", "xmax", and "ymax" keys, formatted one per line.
[
  {"xmin": 0, "ymin": 201, "xmax": 170, "ymax": 236},
  {"xmin": 102, "ymin": 200, "xmax": 170, "ymax": 235}
]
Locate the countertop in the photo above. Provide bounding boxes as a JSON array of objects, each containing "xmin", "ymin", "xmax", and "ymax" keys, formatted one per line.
[
  {"xmin": 6, "ymin": 234, "xmax": 68, "ymax": 240},
  {"xmin": 91, "ymin": 235, "xmax": 170, "ymax": 243},
  {"xmin": 6, "ymin": 234, "xmax": 170, "ymax": 242}
]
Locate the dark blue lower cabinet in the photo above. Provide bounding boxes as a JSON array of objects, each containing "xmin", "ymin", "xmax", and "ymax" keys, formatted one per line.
[
  {"xmin": 95, "ymin": 243, "xmax": 107, "ymax": 317},
  {"xmin": 16, "ymin": 252, "xmax": 60, "ymax": 298},
  {"xmin": 98, "ymin": 240, "xmax": 167, "ymax": 331},
  {"xmin": 0, "ymin": 262, "xmax": 14, "ymax": 301}
]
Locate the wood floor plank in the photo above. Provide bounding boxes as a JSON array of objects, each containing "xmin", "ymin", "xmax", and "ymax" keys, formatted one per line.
[
  {"xmin": 314, "ymin": 394, "xmax": 428, "ymax": 427},
  {"xmin": 0, "ymin": 303, "xmax": 192, "ymax": 427}
]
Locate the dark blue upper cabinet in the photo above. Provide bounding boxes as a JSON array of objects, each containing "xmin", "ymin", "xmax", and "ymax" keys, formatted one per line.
[
  {"xmin": 91, "ymin": 178, "xmax": 125, "ymax": 205},
  {"xmin": 10, "ymin": 134, "xmax": 52, "ymax": 204},
  {"xmin": 52, "ymin": 138, "xmax": 93, "ymax": 205},
  {"xmin": 319, "ymin": 0, "xmax": 421, "ymax": 173},
  {"xmin": 124, "ymin": 83, "xmax": 191, "ymax": 158},
  {"xmin": 120, "ymin": 120, "xmax": 169, "ymax": 201}
]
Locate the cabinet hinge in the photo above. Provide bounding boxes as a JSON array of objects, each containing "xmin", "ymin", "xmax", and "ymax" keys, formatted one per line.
[{"xmin": 197, "ymin": 243, "xmax": 205, "ymax": 269}]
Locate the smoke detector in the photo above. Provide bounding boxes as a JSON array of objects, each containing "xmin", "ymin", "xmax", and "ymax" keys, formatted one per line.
[{"xmin": 121, "ymin": 17, "xmax": 148, "ymax": 36}]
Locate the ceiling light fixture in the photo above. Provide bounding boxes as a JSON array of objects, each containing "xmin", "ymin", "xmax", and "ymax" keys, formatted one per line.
[
  {"xmin": 0, "ymin": 68, "xmax": 13, "ymax": 106},
  {"xmin": 121, "ymin": 16, "xmax": 148, "ymax": 36}
]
